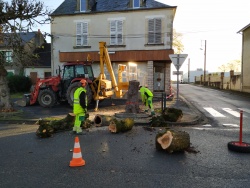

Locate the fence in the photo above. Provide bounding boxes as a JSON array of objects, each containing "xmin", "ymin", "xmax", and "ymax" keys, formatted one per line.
[{"xmin": 194, "ymin": 70, "xmax": 242, "ymax": 91}]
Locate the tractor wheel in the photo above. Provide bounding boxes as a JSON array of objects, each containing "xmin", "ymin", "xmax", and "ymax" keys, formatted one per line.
[
  {"xmin": 66, "ymin": 82, "xmax": 93, "ymax": 106},
  {"xmin": 38, "ymin": 89, "xmax": 57, "ymax": 108}
]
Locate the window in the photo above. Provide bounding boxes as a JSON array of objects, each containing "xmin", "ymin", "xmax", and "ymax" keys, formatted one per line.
[
  {"xmin": 148, "ymin": 18, "xmax": 162, "ymax": 44},
  {"xmin": 80, "ymin": 0, "xmax": 87, "ymax": 12},
  {"xmin": 76, "ymin": 22, "xmax": 88, "ymax": 46},
  {"xmin": 133, "ymin": 0, "xmax": 140, "ymax": 8},
  {"xmin": 110, "ymin": 20, "xmax": 123, "ymax": 45},
  {"xmin": 0, "ymin": 51, "xmax": 13, "ymax": 64}
]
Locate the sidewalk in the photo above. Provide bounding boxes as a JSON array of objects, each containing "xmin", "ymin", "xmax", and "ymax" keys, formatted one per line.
[{"xmin": 0, "ymin": 95, "xmax": 204, "ymax": 126}]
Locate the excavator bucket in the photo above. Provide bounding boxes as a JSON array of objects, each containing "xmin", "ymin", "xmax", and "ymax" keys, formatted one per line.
[{"xmin": 14, "ymin": 94, "xmax": 31, "ymax": 107}]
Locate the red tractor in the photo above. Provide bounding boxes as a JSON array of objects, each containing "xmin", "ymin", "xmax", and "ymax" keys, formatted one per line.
[
  {"xmin": 23, "ymin": 61, "xmax": 94, "ymax": 107},
  {"xmin": 20, "ymin": 42, "xmax": 130, "ymax": 111}
]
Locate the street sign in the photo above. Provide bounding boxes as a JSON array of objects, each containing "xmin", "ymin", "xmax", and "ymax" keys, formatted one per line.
[
  {"xmin": 173, "ymin": 71, "xmax": 183, "ymax": 75},
  {"xmin": 169, "ymin": 54, "xmax": 188, "ymax": 70}
]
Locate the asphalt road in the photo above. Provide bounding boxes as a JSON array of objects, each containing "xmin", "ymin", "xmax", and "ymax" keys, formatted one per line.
[
  {"xmin": 0, "ymin": 124, "xmax": 250, "ymax": 188},
  {"xmin": 1, "ymin": 89, "xmax": 250, "ymax": 187}
]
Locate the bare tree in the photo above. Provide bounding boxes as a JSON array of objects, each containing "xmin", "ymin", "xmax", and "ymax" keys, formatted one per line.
[{"xmin": 0, "ymin": 0, "xmax": 50, "ymax": 112}]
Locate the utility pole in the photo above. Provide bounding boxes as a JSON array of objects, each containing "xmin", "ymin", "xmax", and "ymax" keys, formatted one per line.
[
  {"xmin": 204, "ymin": 40, "xmax": 207, "ymax": 86},
  {"xmin": 188, "ymin": 58, "xmax": 190, "ymax": 83}
]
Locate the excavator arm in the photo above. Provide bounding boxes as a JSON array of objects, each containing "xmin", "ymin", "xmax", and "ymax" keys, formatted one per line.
[{"xmin": 93, "ymin": 42, "xmax": 129, "ymax": 111}]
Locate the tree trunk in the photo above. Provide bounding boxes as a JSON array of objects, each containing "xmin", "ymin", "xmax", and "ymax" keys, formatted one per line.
[
  {"xmin": 0, "ymin": 65, "xmax": 14, "ymax": 112},
  {"xmin": 36, "ymin": 113, "xmax": 75, "ymax": 138},
  {"xmin": 155, "ymin": 130, "xmax": 190, "ymax": 153},
  {"xmin": 125, "ymin": 80, "xmax": 140, "ymax": 113},
  {"xmin": 108, "ymin": 118, "xmax": 134, "ymax": 133},
  {"xmin": 93, "ymin": 114, "xmax": 113, "ymax": 127}
]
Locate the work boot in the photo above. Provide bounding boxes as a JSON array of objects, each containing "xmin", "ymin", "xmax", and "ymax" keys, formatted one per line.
[{"xmin": 76, "ymin": 127, "xmax": 83, "ymax": 135}]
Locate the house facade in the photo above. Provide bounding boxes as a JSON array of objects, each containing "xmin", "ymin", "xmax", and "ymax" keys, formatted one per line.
[
  {"xmin": 50, "ymin": 0, "xmax": 176, "ymax": 94},
  {"xmin": 0, "ymin": 30, "xmax": 46, "ymax": 76},
  {"xmin": 238, "ymin": 24, "xmax": 250, "ymax": 93}
]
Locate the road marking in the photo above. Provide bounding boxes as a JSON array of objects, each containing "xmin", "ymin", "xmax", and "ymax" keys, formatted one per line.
[
  {"xmin": 202, "ymin": 124, "xmax": 212, "ymax": 127},
  {"xmin": 204, "ymin": 107, "xmax": 225, "ymax": 117},
  {"xmin": 223, "ymin": 124, "xmax": 239, "ymax": 128},
  {"xmin": 222, "ymin": 108, "xmax": 240, "ymax": 117}
]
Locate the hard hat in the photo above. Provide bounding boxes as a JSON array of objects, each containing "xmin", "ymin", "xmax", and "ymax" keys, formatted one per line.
[{"xmin": 80, "ymin": 79, "xmax": 87, "ymax": 85}]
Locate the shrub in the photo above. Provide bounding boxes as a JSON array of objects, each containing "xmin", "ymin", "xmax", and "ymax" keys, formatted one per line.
[{"xmin": 7, "ymin": 75, "xmax": 32, "ymax": 93}]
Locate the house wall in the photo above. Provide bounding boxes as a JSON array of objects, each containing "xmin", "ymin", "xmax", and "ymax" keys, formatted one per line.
[
  {"xmin": 51, "ymin": 8, "xmax": 175, "ymax": 93},
  {"xmin": 242, "ymin": 27, "xmax": 250, "ymax": 93},
  {"xmin": 24, "ymin": 68, "xmax": 52, "ymax": 79}
]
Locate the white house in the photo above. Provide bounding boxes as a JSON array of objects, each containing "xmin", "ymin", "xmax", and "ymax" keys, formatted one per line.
[{"xmin": 50, "ymin": 0, "xmax": 176, "ymax": 94}]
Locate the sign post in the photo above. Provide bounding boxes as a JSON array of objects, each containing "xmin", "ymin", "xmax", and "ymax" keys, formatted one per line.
[{"xmin": 169, "ymin": 54, "xmax": 188, "ymax": 106}]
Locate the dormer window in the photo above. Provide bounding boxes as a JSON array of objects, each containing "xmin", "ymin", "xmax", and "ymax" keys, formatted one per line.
[
  {"xmin": 80, "ymin": 0, "xmax": 87, "ymax": 12},
  {"xmin": 133, "ymin": 0, "xmax": 140, "ymax": 8}
]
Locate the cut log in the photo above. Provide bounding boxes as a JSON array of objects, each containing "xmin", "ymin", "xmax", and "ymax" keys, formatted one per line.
[
  {"xmin": 94, "ymin": 114, "xmax": 113, "ymax": 127},
  {"xmin": 108, "ymin": 118, "xmax": 134, "ymax": 133},
  {"xmin": 36, "ymin": 113, "xmax": 92, "ymax": 138},
  {"xmin": 156, "ymin": 130, "xmax": 190, "ymax": 153},
  {"xmin": 125, "ymin": 80, "xmax": 140, "ymax": 113}
]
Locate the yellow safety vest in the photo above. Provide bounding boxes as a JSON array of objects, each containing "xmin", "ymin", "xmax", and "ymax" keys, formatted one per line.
[{"xmin": 73, "ymin": 87, "xmax": 87, "ymax": 114}]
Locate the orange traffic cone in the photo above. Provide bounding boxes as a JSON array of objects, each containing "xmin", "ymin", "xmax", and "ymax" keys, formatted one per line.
[{"xmin": 69, "ymin": 136, "xmax": 85, "ymax": 167}]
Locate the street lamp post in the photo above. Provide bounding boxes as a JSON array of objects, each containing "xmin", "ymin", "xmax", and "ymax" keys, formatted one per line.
[{"xmin": 203, "ymin": 40, "xmax": 207, "ymax": 85}]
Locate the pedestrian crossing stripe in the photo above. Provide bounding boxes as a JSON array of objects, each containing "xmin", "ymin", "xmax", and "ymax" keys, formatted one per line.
[
  {"xmin": 203, "ymin": 107, "xmax": 248, "ymax": 118},
  {"xmin": 204, "ymin": 107, "xmax": 225, "ymax": 117},
  {"xmin": 222, "ymin": 108, "xmax": 240, "ymax": 117}
]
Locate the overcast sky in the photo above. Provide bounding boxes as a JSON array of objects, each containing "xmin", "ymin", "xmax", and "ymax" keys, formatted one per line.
[
  {"xmin": 41, "ymin": 0, "xmax": 250, "ymax": 74},
  {"xmin": 156, "ymin": 0, "xmax": 250, "ymax": 73}
]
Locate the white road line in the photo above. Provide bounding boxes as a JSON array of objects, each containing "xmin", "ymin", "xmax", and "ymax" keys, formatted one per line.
[
  {"xmin": 238, "ymin": 108, "xmax": 250, "ymax": 114},
  {"xmin": 204, "ymin": 107, "xmax": 225, "ymax": 117},
  {"xmin": 223, "ymin": 124, "xmax": 239, "ymax": 128},
  {"xmin": 222, "ymin": 108, "xmax": 240, "ymax": 117}
]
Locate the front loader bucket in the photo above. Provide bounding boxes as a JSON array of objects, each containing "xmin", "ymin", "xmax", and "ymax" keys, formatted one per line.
[{"xmin": 14, "ymin": 94, "xmax": 31, "ymax": 107}]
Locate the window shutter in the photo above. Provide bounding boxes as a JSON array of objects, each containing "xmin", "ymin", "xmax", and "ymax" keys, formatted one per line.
[
  {"xmin": 76, "ymin": 22, "xmax": 88, "ymax": 46},
  {"xmin": 148, "ymin": 19, "xmax": 154, "ymax": 44},
  {"xmin": 155, "ymin": 18, "xmax": 162, "ymax": 44},
  {"xmin": 117, "ymin": 20, "xmax": 123, "ymax": 44},
  {"xmin": 110, "ymin": 20, "xmax": 116, "ymax": 45},
  {"xmin": 110, "ymin": 20, "xmax": 123, "ymax": 45},
  {"xmin": 148, "ymin": 18, "xmax": 162, "ymax": 44},
  {"xmin": 76, "ymin": 23, "xmax": 82, "ymax": 46},
  {"xmin": 82, "ymin": 22, "xmax": 88, "ymax": 45}
]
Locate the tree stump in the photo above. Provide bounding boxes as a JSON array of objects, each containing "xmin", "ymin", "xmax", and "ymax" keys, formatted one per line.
[
  {"xmin": 108, "ymin": 118, "xmax": 134, "ymax": 133},
  {"xmin": 93, "ymin": 114, "xmax": 113, "ymax": 127},
  {"xmin": 125, "ymin": 80, "xmax": 140, "ymax": 113},
  {"xmin": 155, "ymin": 129, "xmax": 190, "ymax": 153}
]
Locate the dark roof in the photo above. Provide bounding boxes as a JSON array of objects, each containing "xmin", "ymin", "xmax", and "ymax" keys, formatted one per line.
[
  {"xmin": 33, "ymin": 43, "xmax": 51, "ymax": 67},
  {"xmin": 0, "ymin": 32, "xmax": 41, "ymax": 47},
  {"xmin": 51, "ymin": 0, "xmax": 174, "ymax": 16}
]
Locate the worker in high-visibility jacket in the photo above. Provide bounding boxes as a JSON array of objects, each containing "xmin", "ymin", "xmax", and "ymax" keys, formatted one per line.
[
  {"xmin": 139, "ymin": 86, "xmax": 155, "ymax": 116},
  {"xmin": 73, "ymin": 79, "xmax": 88, "ymax": 134}
]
